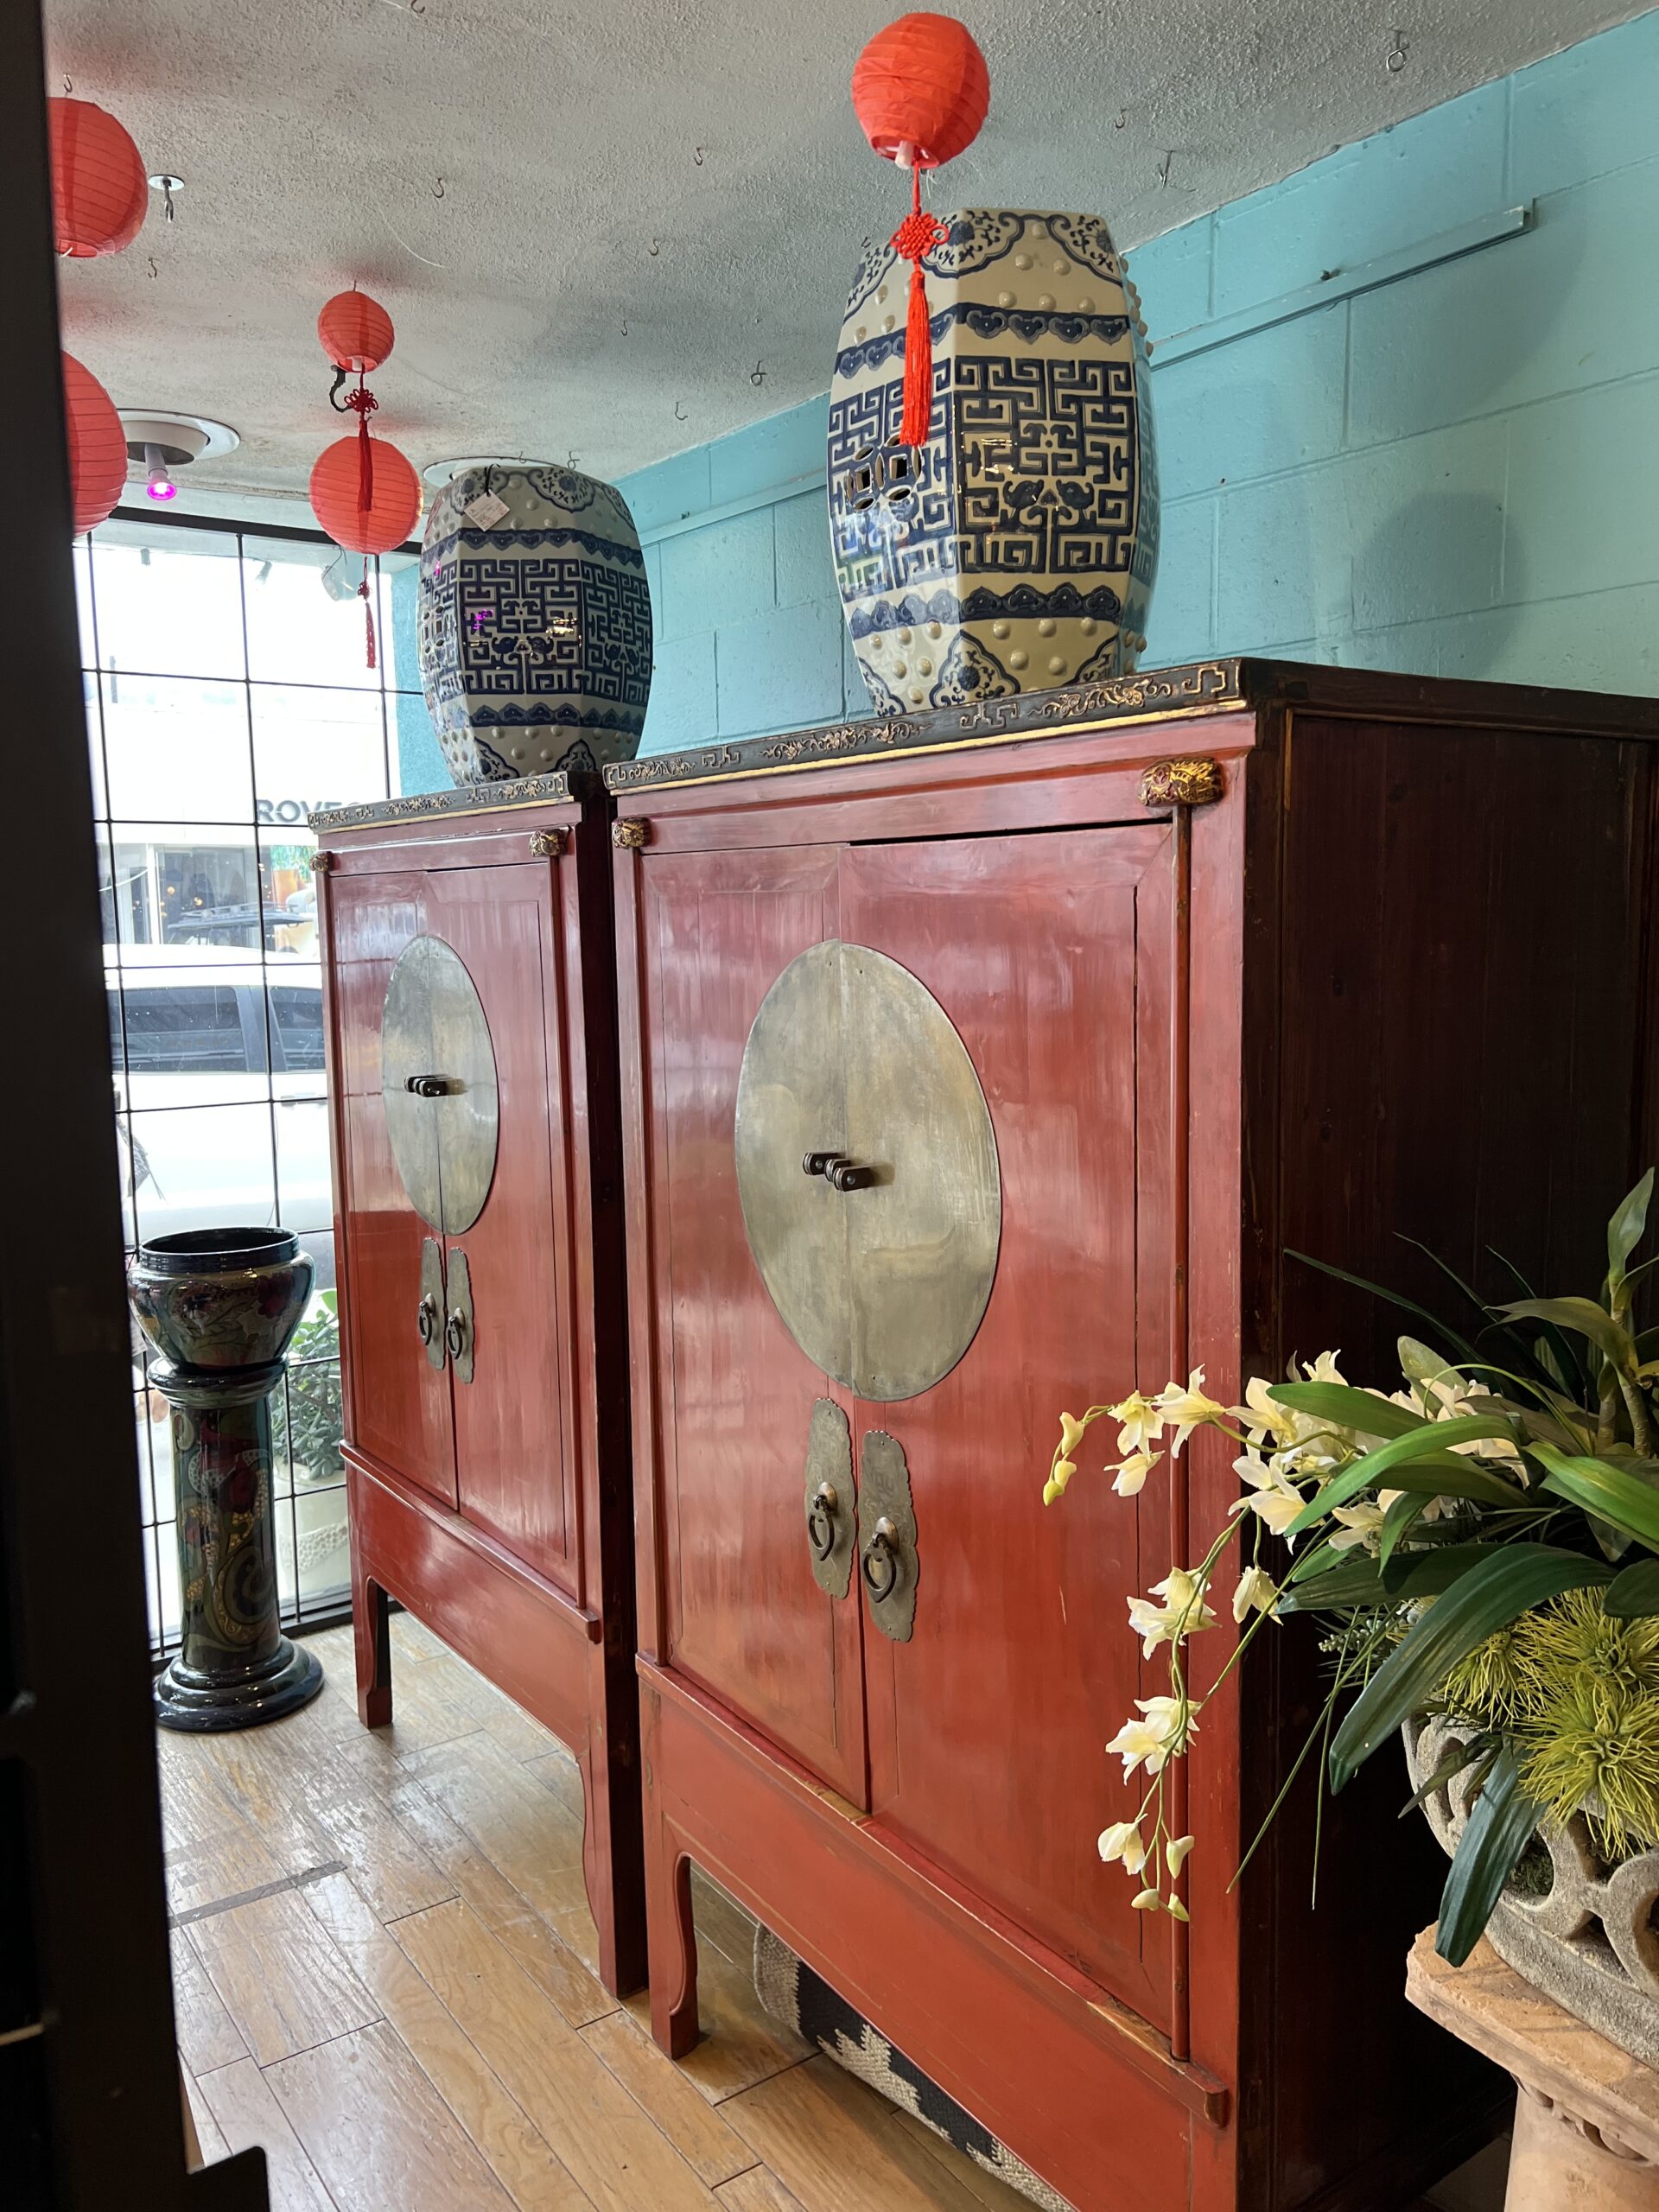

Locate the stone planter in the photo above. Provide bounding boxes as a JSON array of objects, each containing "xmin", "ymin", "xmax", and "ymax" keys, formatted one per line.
[
  {"xmin": 828, "ymin": 207, "xmax": 1158, "ymax": 713},
  {"xmin": 128, "ymin": 1227, "xmax": 323, "ymax": 1731},
  {"xmin": 1406, "ymin": 1714, "xmax": 1659, "ymax": 2067},
  {"xmin": 416, "ymin": 461, "xmax": 652, "ymax": 785}
]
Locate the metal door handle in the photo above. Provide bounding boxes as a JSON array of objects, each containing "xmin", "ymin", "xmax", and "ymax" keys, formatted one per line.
[
  {"xmin": 416, "ymin": 1294, "xmax": 439, "ymax": 1346},
  {"xmin": 802, "ymin": 1151, "xmax": 876, "ymax": 1192},
  {"xmin": 861, "ymin": 1515, "xmax": 900, "ymax": 1601},
  {"xmin": 444, "ymin": 1308, "xmax": 467, "ymax": 1360},
  {"xmin": 807, "ymin": 1480, "xmax": 840, "ymax": 1562},
  {"xmin": 405, "ymin": 1073, "xmax": 454, "ymax": 1098}
]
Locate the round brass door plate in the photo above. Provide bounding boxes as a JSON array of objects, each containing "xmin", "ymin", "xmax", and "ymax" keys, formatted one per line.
[
  {"xmin": 734, "ymin": 940, "xmax": 1001, "ymax": 1402},
  {"xmin": 380, "ymin": 935, "xmax": 499, "ymax": 1234}
]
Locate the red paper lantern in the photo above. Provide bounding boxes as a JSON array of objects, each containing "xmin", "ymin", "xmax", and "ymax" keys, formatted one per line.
[
  {"xmin": 317, "ymin": 290, "xmax": 395, "ymax": 373},
  {"xmin": 48, "ymin": 97, "xmax": 148, "ymax": 258},
  {"xmin": 851, "ymin": 12, "xmax": 988, "ymax": 168},
  {"xmin": 850, "ymin": 15, "xmax": 990, "ymax": 447},
  {"xmin": 62, "ymin": 351, "xmax": 128, "ymax": 536},
  {"xmin": 309, "ymin": 433, "xmax": 420, "ymax": 552}
]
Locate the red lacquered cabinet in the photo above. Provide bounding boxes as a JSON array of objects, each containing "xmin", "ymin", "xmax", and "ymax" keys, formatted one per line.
[
  {"xmin": 607, "ymin": 660, "xmax": 1659, "ymax": 2211},
  {"xmin": 313, "ymin": 774, "xmax": 644, "ymax": 1996}
]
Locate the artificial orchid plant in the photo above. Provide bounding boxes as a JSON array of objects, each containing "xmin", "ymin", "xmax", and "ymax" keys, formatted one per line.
[{"xmin": 1047, "ymin": 1172, "xmax": 1659, "ymax": 1963}]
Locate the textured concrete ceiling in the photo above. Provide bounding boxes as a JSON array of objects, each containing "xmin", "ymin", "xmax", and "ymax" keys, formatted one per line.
[{"xmin": 44, "ymin": 0, "xmax": 1649, "ymax": 518}]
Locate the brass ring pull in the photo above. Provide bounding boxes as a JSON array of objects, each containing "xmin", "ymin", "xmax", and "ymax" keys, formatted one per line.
[
  {"xmin": 861, "ymin": 1516, "xmax": 900, "ymax": 1601},
  {"xmin": 807, "ymin": 1480, "xmax": 839, "ymax": 1561},
  {"xmin": 416, "ymin": 1295, "xmax": 439, "ymax": 1346},
  {"xmin": 445, "ymin": 1309, "xmax": 467, "ymax": 1360}
]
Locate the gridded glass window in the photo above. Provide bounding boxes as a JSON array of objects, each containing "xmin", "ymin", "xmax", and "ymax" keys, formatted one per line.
[{"xmin": 80, "ymin": 511, "xmax": 427, "ymax": 1655}]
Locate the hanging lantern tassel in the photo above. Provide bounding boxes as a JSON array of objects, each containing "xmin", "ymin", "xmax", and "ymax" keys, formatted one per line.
[
  {"xmin": 891, "ymin": 156, "xmax": 949, "ymax": 447},
  {"xmin": 359, "ymin": 561, "xmax": 377, "ymax": 671},
  {"xmin": 345, "ymin": 375, "xmax": 378, "ymax": 514}
]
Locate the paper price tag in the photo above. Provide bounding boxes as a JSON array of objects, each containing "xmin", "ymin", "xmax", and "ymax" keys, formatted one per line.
[{"xmin": 463, "ymin": 493, "xmax": 510, "ymax": 529}]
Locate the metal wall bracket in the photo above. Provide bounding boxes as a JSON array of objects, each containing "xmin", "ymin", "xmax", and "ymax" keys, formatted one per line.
[
  {"xmin": 445, "ymin": 1248, "xmax": 475, "ymax": 1385},
  {"xmin": 1139, "ymin": 756, "xmax": 1224, "ymax": 809},
  {"xmin": 804, "ymin": 1398, "xmax": 855, "ymax": 1598},
  {"xmin": 858, "ymin": 1431, "xmax": 918, "ymax": 1642},
  {"xmin": 530, "ymin": 828, "xmax": 568, "ymax": 859}
]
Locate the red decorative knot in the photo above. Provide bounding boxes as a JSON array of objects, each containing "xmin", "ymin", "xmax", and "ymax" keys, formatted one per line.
[
  {"xmin": 891, "ymin": 207, "xmax": 948, "ymax": 261},
  {"xmin": 343, "ymin": 383, "xmax": 378, "ymax": 424}
]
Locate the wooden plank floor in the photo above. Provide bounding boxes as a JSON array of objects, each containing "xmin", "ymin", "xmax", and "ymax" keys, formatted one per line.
[{"xmin": 162, "ymin": 1618, "xmax": 1036, "ymax": 2212}]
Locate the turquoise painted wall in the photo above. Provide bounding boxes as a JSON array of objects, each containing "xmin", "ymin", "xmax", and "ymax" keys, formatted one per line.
[{"xmin": 618, "ymin": 10, "xmax": 1659, "ymax": 760}]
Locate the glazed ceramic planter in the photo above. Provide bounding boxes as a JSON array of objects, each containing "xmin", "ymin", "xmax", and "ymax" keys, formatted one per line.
[
  {"xmin": 129, "ymin": 1227, "xmax": 323, "ymax": 1731},
  {"xmin": 828, "ymin": 208, "xmax": 1158, "ymax": 713},
  {"xmin": 417, "ymin": 462, "xmax": 652, "ymax": 785},
  {"xmin": 1406, "ymin": 1715, "xmax": 1659, "ymax": 2066}
]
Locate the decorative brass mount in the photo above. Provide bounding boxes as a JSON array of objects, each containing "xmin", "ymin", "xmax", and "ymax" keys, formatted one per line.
[
  {"xmin": 311, "ymin": 849, "xmax": 336, "ymax": 874},
  {"xmin": 612, "ymin": 817, "xmax": 651, "ymax": 850},
  {"xmin": 1139, "ymin": 755, "xmax": 1224, "ymax": 808},
  {"xmin": 529, "ymin": 828, "xmax": 569, "ymax": 859}
]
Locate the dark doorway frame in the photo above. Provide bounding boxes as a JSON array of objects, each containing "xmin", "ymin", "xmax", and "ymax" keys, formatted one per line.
[{"xmin": 0, "ymin": 5, "xmax": 267, "ymax": 2203}]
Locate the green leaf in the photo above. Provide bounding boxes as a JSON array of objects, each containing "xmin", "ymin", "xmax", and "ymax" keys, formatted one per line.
[
  {"xmin": 1435, "ymin": 1745, "xmax": 1546, "ymax": 1967},
  {"xmin": 1608, "ymin": 1170, "xmax": 1655, "ymax": 1281},
  {"xmin": 1328, "ymin": 1547, "xmax": 1614, "ymax": 1791},
  {"xmin": 1400, "ymin": 1736, "xmax": 1493, "ymax": 1819},
  {"xmin": 1497, "ymin": 1297, "xmax": 1637, "ymax": 1374},
  {"xmin": 1383, "ymin": 1542, "xmax": 1535, "ymax": 1598},
  {"xmin": 1282, "ymin": 1417, "xmax": 1523, "ymax": 1538},
  {"xmin": 1275, "ymin": 1553, "xmax": 1388, "ymax": 1612},
  {"xmin": 1534, "ymin": 1445, "xmax": 1659, "ymax": 1554},
  {"xmin": 1284, "ymin": 1250, "xmax": 1481, "ymax": 1363},
  {"xmin": 1267, "ymin": 1381, "xmax": 1425, "ymax": 1439},
  {"xmin": 1378, "ymin": 1491, "xmax": 1427, "ymax": 1570},
  {"xmin": 1604, "ymin": 1558, "xmax": 1659, "ymax": 1619},
  {"xmin": 1485, "ymin": 1248, "xmax": 1589, "ymax": 1403},
  {"xmin": 1398, "ymin": 1336, "xmax": 1464, "ymax": 1400}
]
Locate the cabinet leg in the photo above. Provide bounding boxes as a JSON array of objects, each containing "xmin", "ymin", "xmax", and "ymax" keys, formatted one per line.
[
  {"xmin": 646, "ymin": 1827, "xmax": 700, "ymax": 2059},
  {"xmin": 353, "ymin": 1571, "xmax": 392, "ymax": 1730},
  {"xmin": 579, "ymin": 1733, "xmax": 648, "ymax": 2000}
]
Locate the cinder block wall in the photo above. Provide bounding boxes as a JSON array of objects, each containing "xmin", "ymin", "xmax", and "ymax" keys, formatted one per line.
[{"xmin": 618, "ymin": 9, "xmax": 1659, "ymax": 758}]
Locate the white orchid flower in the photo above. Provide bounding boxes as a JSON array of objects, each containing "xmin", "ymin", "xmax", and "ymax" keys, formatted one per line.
[
  {"xmin": 1109, "ymin": 1390, "xmax": 1166, "ymax": 1457},
  {"xmin": 1110, "ymin": 1448, "xmax": 1160, "ymax": 1497},
  {"xmin": 1097, "ymin": 1821, "xmax": 1149, "ymax": 1876},
  {"xmin": 1152, "ymin": 1368, "xmax": 1228, "ymax": 1454},
  {"xmin": 1126, "ymin": 1567, "xmax": 1217, "ymax": 1659},
  {"xmin": 1232, "ymin": 1564, "xmax": 1281, "ymax": 1623},
  {"xmin": 1042, "ymin": 1457, "xmax": 1077, "ymax": 1507},
  {"xmin": 1166, "ymin": 1834, "xmax": 1196, "ymax": 1876},
  {"xmin": 1328, "ymin": 1499, "xmax": 1388, "ymax": 1553},
  {"xmin": 1106, "ymin": 1695, "xmax": 1197, "ymax": 1780}
]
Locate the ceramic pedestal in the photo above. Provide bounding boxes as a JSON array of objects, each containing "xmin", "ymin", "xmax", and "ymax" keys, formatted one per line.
[
  {"xmin": 828, "ymin": 207, "xmax": 1158, "ymax": 713},
  {"xmin": 417, "ymin": 462, "xmax": 652, "ymax": 785},
  {"xmin": 128, "ymin": 1227, "xmax": 322, "ymax": 1731}
]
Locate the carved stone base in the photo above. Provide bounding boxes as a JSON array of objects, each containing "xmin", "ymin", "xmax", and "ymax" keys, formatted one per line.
[{"xmin": 1407, "ymin": 1928, "xmax": 1659, "ymax": 2210}]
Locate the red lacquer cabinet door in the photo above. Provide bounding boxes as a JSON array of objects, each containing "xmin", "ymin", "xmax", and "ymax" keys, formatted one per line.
[
  {"xmin": 843, "ymin": 827, "xmax": 1178, "ymax": 2027},
  {"xmin": 330, "ymin": 869, "xmax": 457, "ymax": 1508},
  {"xmin": 429, "ymin": 861, "xmax": 576, "ymax": 1593},
  {"xmin": 639, "ymin": 845, "xmax": 869, "ymax": 1804}
]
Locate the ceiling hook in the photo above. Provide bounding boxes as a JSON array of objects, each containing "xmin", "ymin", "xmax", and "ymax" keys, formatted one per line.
[
  {"xmin": 674, "ymin": 399, "xmax": 688, "ymax": 422},
  {"xmin": 1114, "ymin": 108, "xmax": 1128, "ymax": 130},
  {"xmin": 648, "ymin": 238, "xmax": 660, "ymax": 257},
  {"xmin": 432, "ymin": 175, "xmax": 445, "ymax": 198},
  {"xmin": 62, "ymin": 73, "xmax": 72, "ymax": 94},
  {"xmin": 1156, "ymin": 148, "xmax": 1173, "ymax": 188},
  {"xmin": 1386, "ymin": 29, "xmax": 1408, "ymax": 70},
  {"xmin": 147, "ymin": 255, "xmax": 158, "ymax": 279},
  {"xmin": 750, "ymin": 360, "xmax": 766, "ymax": 386},
  {"xmin": 693, "ymin": 145, "xmax": 704, "ymax": 166},
  {"xmin": 620, "ymin": 318, "xmax": 628, "ymax": 336}
]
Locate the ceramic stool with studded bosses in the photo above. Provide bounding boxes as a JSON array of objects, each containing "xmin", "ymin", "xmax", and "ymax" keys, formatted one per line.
[
  {"xmin": 416, "ymin": 461, "xmax": 653, "ymax": 785},
  {"xmin": 828, "ymin": 208, "xmax": 1158, "ymax": 712}
]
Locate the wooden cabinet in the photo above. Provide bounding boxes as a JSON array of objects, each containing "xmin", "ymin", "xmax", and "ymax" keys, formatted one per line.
[
  {"xmin": 315, "ymin": 779, "xmax": 644, "ymax": 1997},
  {"xmin": 607, "ymin": 660, "xmax": 1659, "ymax": 2212}
]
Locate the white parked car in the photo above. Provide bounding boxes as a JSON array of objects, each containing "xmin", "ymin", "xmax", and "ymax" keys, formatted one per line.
[{"xmin": 106, "ymin": 945, "xmax": 335, "ymax": 1289}]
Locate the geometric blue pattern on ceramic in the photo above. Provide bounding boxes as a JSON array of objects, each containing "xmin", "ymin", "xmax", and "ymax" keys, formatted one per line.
[
  {"xmin": 828, "ymin": 210, "xmax": 1158, "ymax": 712},
  {"xmin": 417, "ymin": 462, "xmax": 653, "ymax": 785}
]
